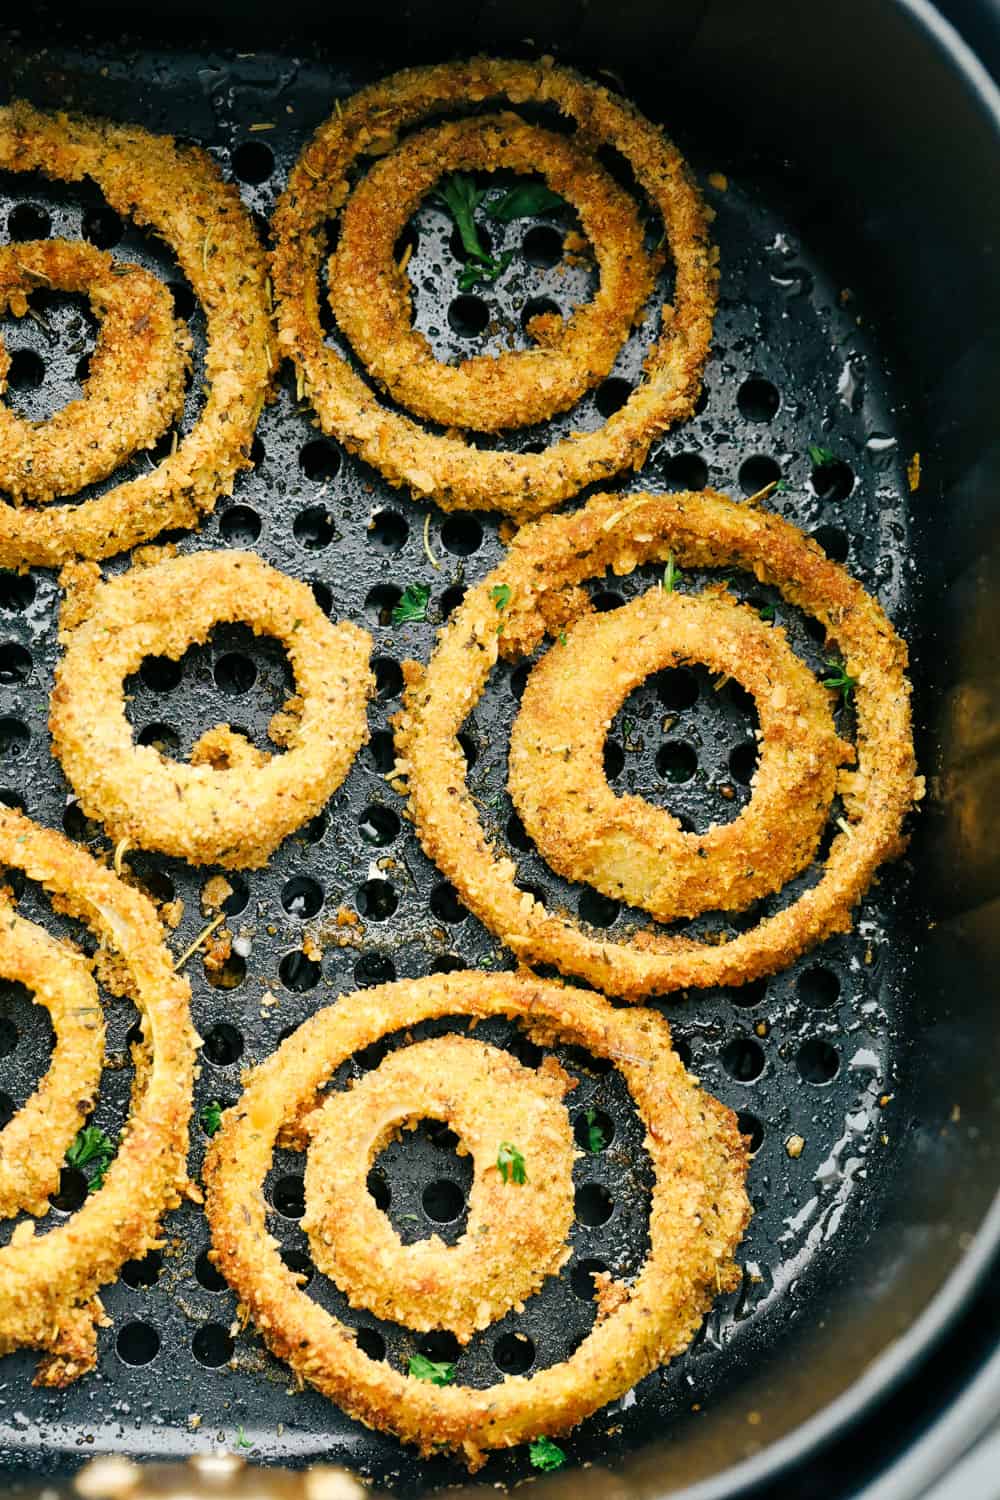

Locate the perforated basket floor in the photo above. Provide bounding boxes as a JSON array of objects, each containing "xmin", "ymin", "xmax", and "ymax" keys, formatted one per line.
[{"xmin": 0, "ymin": 33, "xmax": 921, "ymax": 1498}]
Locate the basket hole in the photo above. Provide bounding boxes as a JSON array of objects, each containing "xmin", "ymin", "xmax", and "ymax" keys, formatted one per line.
[
  {"xmin": 672, "ymin": 1036, "xmax": 693, "ymax": 1068},
  {"xmin": 364, "ymin": 731, "xmax": 396, "ymax": 773},
  {"xmin": 0, "ymin": 1092, "xmax": 14, "ymax": 1128},
  {"xmin": 449, "ymin": 225, "xmax": 492, "ymax": 264},
  {"xmin": 372, "ymin": 656, "xmax": 403, "ymax": 699},
  {"xmin": 357, "ymin": 878, "xmax": 398, "ymax": 921},
  {"xmin": 192, "ymin": 1324, "xmax": 234, "ymax": 1368},
  {"xmin": 440, "ymin": 515, "xmax": 483, "ymax": 556},
  {"xmin": 116, "ymin": 1322, "xmax": 160, "ymax": 1366},
  {"xmin": 0, "ymin": 718, "xmax": 29, "ymax": 759},
  {"xmin": 593, "ymin": 590, "xmax": 625, "ymax": 613},
  {"xmin": 202, "ymin": 1023, "xmax": 244, "ymax": 1066},
  {"xmin": 279, "ymin": 951, "xmax": 320, "ymax": 992},
  {"xmin": 356, "ymin": 1326, "xmax": 385, "ymax": 1360},
  {"xmin": 63, "ymin": 802, "xmax": 102, "ymax": 842},
  {"xmin": 302, "ymin": 812, "xmax": 327, "ymax": 843},
  {"xmin": 214, "ymin": 652, "xmax": 256, "ymax": 695},
  {"xmin": 578, "ymin": 890, "xmax": 619, "ymax": 929},
  {"xmin": 797, "ymin": 1038, "xmax": 839, "ymax": 1084},
  {"xmin": 430, "ymin": 881, "xmax": 466, "ymax": 924},
  {"xmin": 359, "ymin": 804, "xmax": 399, "ymax": 846},
  {"xmin": 797, "ymin": 965, "xmax": 840, "ymax": 1009},
  {"xmin": 730, "ymin": 978, "xmax": 768, "ymax": 1009},
  {"xmin": 168, "ymin": 281, "xmax": 196, "ymax": 319},
  {"xmin": 0, "ymin": 643, "xmax": 31, "ymax": 684},
  {"xmin": 418, "ymin": 1331, "xmax": 460, "ymax": 1364},
  {"xmin": 458, "ymin": 731, "xmax": 478, "ymax": 770},
  {"xmin": 281, "ymin": 1248, "xmax": 314, "ymax": 1288},
  {"xmin": 574, "ymin": 1107, "xmax": 615, "ymax": 1152},
  {"xmin": 493, "ymin": 1332, "xmax": 534, "ymax": 1375},
  {"xmin": 281, "ymin": 876, "xmax": 324, "ymax": 919},
  {"xmin": 737, "ymin": 376, "xmax": 780, "ymax": 422},
  {"xmin": 50, "ymin": 1167, "xmax": 88, "ymax": 1212},
  {"xmin": 738, "ymin": 1112, "xmax": 765, "ymax": 1155},
  {"xmin": 439, "ymin": 584, "xmax": 466, "ymax": 618},
  {"xmin": 272, "ymin": 1174, "xmax": 306, "ymax": 1218},
  {"xmin": 522, "ymin": 225, "xmax": 562, "ymax": 266},
  {"xmin": 121, "ymin": 1251, "xmax": 163, "ymax": 1289},
  {"xmin": 140, "ymin": 655, "xmax": 183, "ymax": 693},
  {"xmin": 448, "ymin": 294, "xmax": 489, "ymax": 337},
  {"xmin": 366, "ymin": 509, "xmax": 408, "ymax": 553},
  {"xmin": 430, "ymin": 954, "xmax": 464, "ymax": 974},
  {"xmin": 575, "ymin": 1182, "xmax": 614, "ymax": 1226},
  {"xmin": 655, "ymin": 667, "xmax": 699, "ymax": 711},
  {"xmin": 299, "ymin": 438, "xmax": 342, "ymax": 482},
  {"xmin": 521, "ymin": 295, "xmax": 561, "ymax": 330},
  {"xmin": 721, "ymin": 1037, "xmax": 765, "ymax": 1082},
  {"xmin": 81, "ymin": 204, "xmax": 123, "ymax": 249},
  {"xmin": 367, "ymin": 1169, "xmax": 390, "ymax": 1211},
  {"xmin": 729, "ymin": 740, "xmax": 758, "ymax": 785},
  {"xmin": 136, "ymin": 722, "xmax": 180, "ymax": 755},
  {"xmin": 509, "ymin": 662, "xmax": 531, "ymax": 700},
  {"xmin": 422, "ymin": 1179, "xmax": 464, "ymax": 1223},
  {"xmin": 220, "ymin": 505, "xmax": 262, "ymax": 545},
  {"xmin": 811, "ymin": 460, "xmax": 854, "ymax": 501},
  {"xmin": 811, "ymin": 525, "xmax": 849, "ymax": 562},
  {"xmin": 293, "ymin": 506, "xmax": 336, "ymax": 550},
  {"xmin": 7, "ymin": 350, "xmax": 44, "ymax": 391},
  {"xmin": 232, "ymin": 139, "xmax": 274, "ymax": 184},
  {"xmin": 204, "ymin": 952, "xmax": 246, "ymax": 991},
  {"xmin": 365, "ymin": 583, "xmax": 402, "ymax": 626},
  {"xmin": 571, "ymin": 1257, "xmax": 609, "ymax": 1300},
  {"xmin": 0, "ymin": 1017, "xmax": 17, "ymax": 1057},
  {"xmin": 594, "ymin": 377, "xmax": 631, "ymax": 418},
  {"xmin": 662, "ymin": 451, "xmax": 709, "ymax": 490},
  {"xmin": 0, "ymin": 790, "xmax": 25, "ymax": 813},
  {"xmin": 7, "ymin": 203, "xmax": 50, "ymax": 239},
  {"xmin": 396, "ymin": 223, "xmax": 419, "ymax": 262},
  {"xmin": 505, "ymin": 812, "xmax": 532, "ymax": 852},
  {"xmin": 195, "ymin": 1249, "xmax": 229, "ymax": 1292},
  {"xmin": 0, "ymin": 573, "xmax": 35, "ymax": 612},
  {"xmin": 603, "ymin": 739, "xmax": 624, "ymax": 780},
  {"xmin": 739, "ymin": 454, "xmax": 782, "ymax": 495},
  {"xmin": 354, "ymin": 951, "xmax": 396, "ymax": 987},
  {"xmin": 656, "ymin": 741, "xmax": 697, "ymax": 784}
]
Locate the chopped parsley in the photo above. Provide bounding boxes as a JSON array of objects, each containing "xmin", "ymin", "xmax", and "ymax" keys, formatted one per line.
[
  {"xmin": 200, "ymin": 1100, "xmax": 223, "ymax": 1137},
  {"xmin": 529, "ymin": 1436, "xmax": 567, "ymax": 1471},
  {"xmin": 491, "ymin": 583, "xmax": 512, "ymax": 611},
  {"xmin": 234, "ymin": 1425, "xmax": 252, "ymax": 1451},
  {"xmin": 773, "ymin": 478, "xmax": 789, "ymax": 493},
  {"xmin": 821, "ymin": 656, "xmax": 858, "ymax": 706},
  {"xmin": 758, "ymin": 602, "xmax": 777, "ymax": 622},
  {"xmin": 584, "ymin": 1108, "xmax": 607, "ymax": 1154},
  {"xmin": 391, "ymin": 582, "xmax": 431, "ymax": 626},
  {"xmin": 434, "ymin": 172, "xmax": 515, "ymax": 291},
  {"xmin": 408, "ymin": 1353, "xmax": 456, "ymax": 1385},
  {"xmin": 663, "ymin": 552, "xmax": 681, "ymax": 592},
  {"xmin": 65, "ymin": 1125, "xmax": 116, "ymax": 1194},
  {"xmin": 808, "ymin": 444, "xmax": 837, "ymax": 468},
  {"xmin": 489, "ymin": 183, "xmax": 564, "ymax": 221},
  {"xmin": 497, "ymin": 1140, "xmax": 527, "ymax": 1185}
]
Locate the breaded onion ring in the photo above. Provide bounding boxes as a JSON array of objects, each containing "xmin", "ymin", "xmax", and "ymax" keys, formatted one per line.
[
  {"xmin": 0, "ymin": 904, "xmax": 105, "ymax": 1218},
  {"xmin": 50, "ymin": 550, "xmax": 374, "ymax": 870},
  {"xmin": 0, "ymin": 240, "xmax": 190, "ymax": 503},
  {"xmin": 302, "ymin": 1034, "xmax": 575, "ymax": 1342},
  {"xmin": 328, "ymin": 113, "xmax": 654, "ymax": 432},
  {"xmin": 509, "ymin": 588, "xmax": 853, "ymax": 922},
  {"xmin": 0, "ymin": 101, "xmax": 273, "ymax": 565},
  {"xmin": 392, "ymin": 490, "xmax": 923, "ymax": 998},
  {"xmin": 272, "ymin": 57, "xmax": 716, "ymax": 521},
  {"xmin": 204, "ymin": 971, "xmax": 749, "ymax": 1466},
  {"xmin": 0, "ymin": 809, "xmax": 195, "ymax": 1386}
]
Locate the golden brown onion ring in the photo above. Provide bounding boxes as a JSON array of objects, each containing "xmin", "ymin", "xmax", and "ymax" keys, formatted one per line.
[
  {"xmin": 328, "ymin": 113, "xmax": 654, "ymax": 432},
  {"xmin": 0, "ymin": 809, "xmax": 195, "ymax": 1386},
  {"xmin": 204, "ymin": 970, "xmax": 749, "ymax": 1466},
  {"xmin": 0, "ymin": 101, "xmax": 273, "ymax": 565},
  {"xmin": 0, "ymin": 904, "xmax": 105, "ymax": 1218},
  {"xmin": 0, "ymin": 239, "xmax": 190, "ymax": 503},
  {"xmin": 302, "ymin": 1033, "xmax": 575, "ymax": 1343},
  {"xmin": 509, "ymin": 587, "xmax": 852, "ymax": 922},
  {"xmin": 272, "ymin": 57, "xmax": 716, "ymax": 521},
  {"xmin": 392, "ymin": 489, "xmax": 923, "ymax": 998},
  {"xmin": 50, "ymin": 550, "xmax": 374, "ymax": 869}
]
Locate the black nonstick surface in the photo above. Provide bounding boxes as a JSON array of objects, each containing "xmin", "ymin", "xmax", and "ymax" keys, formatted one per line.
[{"xmin": 0, "ymin": 23, "xmax": 954, "ymax": 1500}]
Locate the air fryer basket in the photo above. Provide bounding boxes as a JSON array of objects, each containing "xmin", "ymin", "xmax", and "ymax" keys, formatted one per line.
[{"xmin": 0, "ymin": 2, "xmax": 998, "ymax": 1497}]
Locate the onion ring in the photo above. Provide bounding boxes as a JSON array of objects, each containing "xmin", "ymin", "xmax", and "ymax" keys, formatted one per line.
[
  {"xmin": 50, "ymin": 550, "xmax": 374, "ymax": 869},
  {"xmin": 0, "ymin": 100, "xmax": 273, "ymax": 565},
  {"xmin": 328, "ymin": 113, "xmax": 654, "ymax": 432},
  {"xmin": 0, "ymin": 903, "xmax": 105, "ymax": 1218},
  {"xmin": 509, "ymin": 587, "xmax": 853, "ymax": 922},
  {"xmin": 0, "ymin": 239, "xmax": 190, "ymax": 503},
  {"xmin": 0, "ymin": 808, "xmax": 195, "ymax": 1385},
  {"xmin": 204, "ymin": 970, "xmax": 749, "ymax": 1466},
  {"xmin": 392, "ymin": 489, "xmax": 923, "ymax": 998},
  {"xmin": 302, "ymin": 1034, "xmax": 576, "ymax": 1342},
  {"xmin": 272, "ymin": 57, "xmax": 716, "ymax": 521}
]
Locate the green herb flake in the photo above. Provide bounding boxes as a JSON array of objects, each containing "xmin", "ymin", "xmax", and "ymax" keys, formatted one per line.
[
  {"xmin": 489, "ymin": 183, "xmax": 565, "ymax": 222},
  {"xmin": 529, "ymin": 1437, "xmax": 567, "ymax": 1471},
  {"xmin": 773, "ymin": 478, "xmax": 789, "ymax": 493},
  {"xmin": 663, "ymin": 552, "xmax": 681, "ymax": 593},
  {"xmin": 491, "ymin": 583, "xmax": 512, "ymax": 612},
  {"xmin": 457, "ymin": 248, "xmax": 514, "ymax": 291},
  {"xmin": 758, "ymin": 602, "xmax": 777, "ymax": 622},
  {"xmin": 408, "ymin": 1353, "xmax": 456, "ymax": 1386},
  {"xmin": 234, "ymin": 1425, "xmax": 252, "ymax": 1451},
  {"xmin": 497, "ymin": 1140, "xmax": 527, "ymax": 1185},
  {"xmin": 584, "ymin": 1107, "xmax": 606, "ymax": 1154},
  {"xmin": 200, "ymin": 1100, "xmax": 223, "ymax": 1137},
  {"xmin": 808, "ymin": 444, "xmax": 837, "ymax": 468},
  {"xmin": 65, "ymin": 1124, "xmax": 116, "ymax": 1194},
  {"xmin": 558, "ymin": 631, "xmax": 568, "ymax": 646},
  {"xmin": 434, "ymin": 172, "xmax": 515, "ymax": 290},
  {"xmin": 821, "ymin": 656, "xmax": 858, "ymax": 706},
  {"xmin": 392, "ymin": 582, "xmax": 431, "ymax": 626}
]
